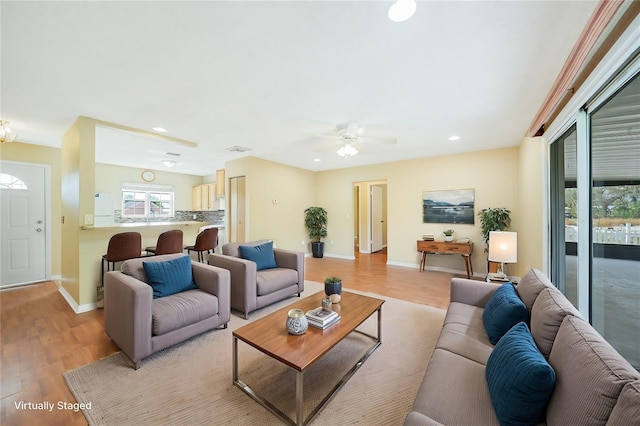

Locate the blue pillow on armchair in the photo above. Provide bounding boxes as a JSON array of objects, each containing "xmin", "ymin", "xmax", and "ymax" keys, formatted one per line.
[
  {"xmin": 483, "ymin": 282, "xmax": 529, "ymax": 344},
  {"xmin": 143, "ymin": 255, "xmax": 197, "ymax": 298},
  {"xmin": 239, "ymin": 241, "xmax": 278, "ymax": 270}
]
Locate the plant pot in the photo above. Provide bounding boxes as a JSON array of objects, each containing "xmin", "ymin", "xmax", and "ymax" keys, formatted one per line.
[
  {"xmin": 444, "ymin": 236, "xmax": 453, "ymax": 242},
  {"xmin": 324, "ymin": 280, "xmax": 342, "ymax": 296},
  {"xmin": 311, "ymin": 242, "xmax": 324, "ymax": 258}
]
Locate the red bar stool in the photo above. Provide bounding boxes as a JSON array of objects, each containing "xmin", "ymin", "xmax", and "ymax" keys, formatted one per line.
[
  {"xmin": 145, "ymin": 229, "xmax": 184, "ymax": 255},
  {"xmin": 185, "ymin": 227, "xmax": 219, "ymax": 263},
  {"xmin": 101, "ymin": 232, "xmax": 142, "ymax": 286}
]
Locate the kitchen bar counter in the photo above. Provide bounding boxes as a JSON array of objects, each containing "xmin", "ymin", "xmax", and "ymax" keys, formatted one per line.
[{"xmin": 81, "ymin": 221, "xmax": 213, "ymax": 230}]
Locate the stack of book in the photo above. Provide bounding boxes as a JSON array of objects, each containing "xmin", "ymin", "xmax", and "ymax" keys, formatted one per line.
[{"xmin": 305, "ymin": 307, "xmax": 340, "ymax": 330}]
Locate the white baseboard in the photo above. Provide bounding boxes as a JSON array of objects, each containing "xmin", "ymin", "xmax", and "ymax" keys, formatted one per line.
[
  {"xmin": 386, "ymin": 260, "xmax": 483, "ymax": 278},
  {"xmin": 58, "ymin": 285, "xmax": 98, "ymax": 314},
  {"xmin": 323, "ymin": 252, "xmax": 356, "ymax": 260}
]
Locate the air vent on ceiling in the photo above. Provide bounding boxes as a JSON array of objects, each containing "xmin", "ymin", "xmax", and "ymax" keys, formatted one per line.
[
  {"xmin": 225, "ymin": 146, "xmax": 252, "ymax": 153},
  {"xmin": 166, "ymin": 152, "xmax": 181, "ymax": 157}
]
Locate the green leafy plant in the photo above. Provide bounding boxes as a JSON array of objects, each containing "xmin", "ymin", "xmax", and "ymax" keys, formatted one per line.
[
  {"xmin": 443, "ymin": 229, "xmax": 454, "ymax": 236},
  {"xmin": 304, "ymin": 206, "xmax": 328, "ymax": 243},
  {"xmin": 324, "ymin": 276, "xmax": 342, "ymax": 284},
  {"xmin": 478, "ymin": 207, "xmax": 512, "ymax": 246}
]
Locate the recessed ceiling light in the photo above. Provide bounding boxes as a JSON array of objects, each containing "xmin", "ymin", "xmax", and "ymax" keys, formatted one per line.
[
  {"xmin": 448, "ymin": 135, "xmax": 461, "ymax": 141},
  {"xmin": 313, "ymin": 158, "xmax": 321, "ymax": 162},
  {"xmin": 153, "ymin": 127, "xmax": 167, "ymax": 133}
]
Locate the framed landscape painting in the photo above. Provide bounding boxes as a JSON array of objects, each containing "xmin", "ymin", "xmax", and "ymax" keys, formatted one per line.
[{"xmin": 422, "ymin": 189, "xmax": 475, "ymax": 224}]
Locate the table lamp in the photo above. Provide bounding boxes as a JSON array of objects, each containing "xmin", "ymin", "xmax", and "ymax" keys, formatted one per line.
[{"xmin": 488, "ymin": 231, "xmax": 517, "ymax": 280}]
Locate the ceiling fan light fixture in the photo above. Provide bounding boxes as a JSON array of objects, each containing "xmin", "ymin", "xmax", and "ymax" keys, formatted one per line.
[
  {"xmin": 0, "ymin": 120, "xmax": 18, "ymax": 143},
  {"xmin": 337, "ymin": 143, "xmax": 358, "ymax": 158},
  {"xmin": 388, "ymin": 0, "xmax": 416, "ymax": 22}
]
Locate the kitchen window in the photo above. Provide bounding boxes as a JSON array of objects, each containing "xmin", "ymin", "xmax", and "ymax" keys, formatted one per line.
[{"xmin": 121, "ymin": 183, "xmax": 175, "ymax": 218}]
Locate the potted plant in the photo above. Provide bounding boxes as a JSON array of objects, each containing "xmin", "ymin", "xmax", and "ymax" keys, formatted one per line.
[
  {"xmin": 443, "ymin": 229, "xmax": 455, "ymax": 242},
  {"xmin": 478, "ymin": 207, "xmax": 512, "ymax": 272},
  {"xmin": 324, "ymin": 276, "xmax": 342, "ymax": 303},
  {"xmin": 304, "ymin": 206, "xmax": 328, "ymax": 258},
  {"xmin": 478, "ymin": 208, "xmax": 512, "ymax": 250}
]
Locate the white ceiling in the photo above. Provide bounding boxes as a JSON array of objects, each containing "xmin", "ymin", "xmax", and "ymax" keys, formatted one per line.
[{"xmin": 1, "ymin": 1, "xmax": 598, "ymax": 175}]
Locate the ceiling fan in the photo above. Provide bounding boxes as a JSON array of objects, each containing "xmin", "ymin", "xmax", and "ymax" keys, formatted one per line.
[{"xmin": 308, "ymin": 121, "xmax": 397, "ymax": 158}]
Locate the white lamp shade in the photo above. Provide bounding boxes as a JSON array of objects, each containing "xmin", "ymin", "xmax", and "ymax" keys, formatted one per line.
[{"xmin": 488, "ymin": 231, "xmax": 517, "ymax": 263}]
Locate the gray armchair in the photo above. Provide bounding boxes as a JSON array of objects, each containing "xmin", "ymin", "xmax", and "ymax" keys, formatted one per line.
[
  {"xmin": 208, "ymin": 240, "xmax": 304, "ymax": 319},
  {"xmin": 104, "ymin": 253, "xmax": 230, "ymax": 369}
]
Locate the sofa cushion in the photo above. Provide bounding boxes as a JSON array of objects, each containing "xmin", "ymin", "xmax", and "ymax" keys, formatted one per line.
[
  {"xmin": 143, "ymin": 255, "xmax": 197, "ymax": 298},
  {"xmin": 547, "ymin": 315, "xmax": 640, "ymax": 425},
  {"xmin": 531, "ymin": 287, "xmax": 582, "ymax": 358},
  {"xmin": 239, "ymin": 241, "xmax": 278, "ymax": 270},
  {"xmin": 482, "ymin": 283, "xmax": 529, "ymax": 345},
  {"xmin": 486, "ymin": 322, "xmax": 556, "ymax": 426},
  {"xmin": 256, "ymin": 268, "xmax": 299, "ymax": 296},
  {"xmin": 607, "ymin": 381, "xmax": 640, "ymax": 425},
  {"xmin": 151, "ymin": 289, "xmax": 219, "ymax": 335},
  {"xmin": 438, "ymin": 303, "xmax": 494, "ymax": 365},
  {"xmin": 516, "ymin": 268, "xmax": 555, "ymax": 311},
  {"xmin": 410, "ymin": 348, "xmax": 499, "ymax": 425}
]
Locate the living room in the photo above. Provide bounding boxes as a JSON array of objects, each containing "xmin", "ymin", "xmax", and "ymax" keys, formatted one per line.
[{"xmin": 1, "ymin": 1, "xmax": 639, "ymax": 425}]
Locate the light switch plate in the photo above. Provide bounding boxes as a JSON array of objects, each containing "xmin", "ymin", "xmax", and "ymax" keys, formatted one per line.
[{"xmin": 84, "ymin": 214, "xmax": 94, "ymax": 225}]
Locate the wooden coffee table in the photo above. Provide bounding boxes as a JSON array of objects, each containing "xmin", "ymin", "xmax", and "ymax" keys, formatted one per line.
[{"xmin": 232, "ymin": 291, "xmax": 384, "ymax": 426}]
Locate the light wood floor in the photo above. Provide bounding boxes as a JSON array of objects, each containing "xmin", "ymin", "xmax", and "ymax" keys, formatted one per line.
[{"xmin": 0, "ymin": 250, "xmax": 464, "ymax": 425}]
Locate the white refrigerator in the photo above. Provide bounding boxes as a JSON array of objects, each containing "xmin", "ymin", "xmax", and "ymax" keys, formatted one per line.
[{"xmin": 94, "ymin": 193, "xmax": 115, "ymax": 227}]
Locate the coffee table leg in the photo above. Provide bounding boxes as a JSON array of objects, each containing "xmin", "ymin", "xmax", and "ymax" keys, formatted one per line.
[
  {"xmin": 232, "ymin": 336, "xmax": 238, "ymax": 382},
  {"xmin": 378, "ymin": 306, "xmax": 382, "ymax": 343},
  {"xmin": 296, "ymin": 371, "xmax": 304, "ymax": 426}
]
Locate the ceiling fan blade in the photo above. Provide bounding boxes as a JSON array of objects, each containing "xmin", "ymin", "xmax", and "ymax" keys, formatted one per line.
[{"xmin": 359, "ymin": 136, "xmax": 397, "ymax": 145}]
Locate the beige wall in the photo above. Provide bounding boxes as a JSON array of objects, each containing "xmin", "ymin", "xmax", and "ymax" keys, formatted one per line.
[
  {"xmin": 514, "ymin": 136, "xmax": 548, "ymax": 276},
  {"xmin": 95, "ymin": 163, "xmax": 203, "ymax": 211},
  {"xmin": 0, "ymin": 142, "xmax": 62, "ymax": 278},
  {"xmin": 225, "ymin": 157, "xmax": 316, "ymax": 252},
  {"xmin": 315, "ymin": 147, "xmax": 521, "ymax": 275}
]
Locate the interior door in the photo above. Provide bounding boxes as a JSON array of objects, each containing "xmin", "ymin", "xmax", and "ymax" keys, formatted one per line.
[
  {"xmin": 229, "ymin": 176, "xmax": 245, "ymax": 243},
  {"xmin": 1, "ymin": 162, "xmax": 47, "ymax": 287},
  {"xmin": 371, "ymin": 185, "xmax": 383, "ymax": 252}
]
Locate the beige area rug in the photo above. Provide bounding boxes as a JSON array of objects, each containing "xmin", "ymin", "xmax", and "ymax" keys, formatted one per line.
[{"xmin": 64, "ymin": 281, "xmax": 445, "ymax": 425}]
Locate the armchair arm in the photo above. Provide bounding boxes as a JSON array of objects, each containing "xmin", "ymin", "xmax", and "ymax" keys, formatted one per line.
[
  {"xmin": 191, "ymin": 261, "xmax": 231, "ymax": 324},
  {"xmin": 104, "ymin": 271, "xmax": 153, "ymax": 364},
  {"xmin": 208, "ymin": 254, "xmax": 258, "ymax": 315},
  {"xmin": 450, "ymin": 278, "xmax": 501, "ymax": 308},
  {"xmin": 274, "ymin": 248, "xmax": 304, "ymax": 287}
]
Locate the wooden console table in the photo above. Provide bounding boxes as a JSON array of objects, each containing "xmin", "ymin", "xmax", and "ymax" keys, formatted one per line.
[{"xmin": 417, "ymin": 240, "xmax": 474, "ymax": 278}]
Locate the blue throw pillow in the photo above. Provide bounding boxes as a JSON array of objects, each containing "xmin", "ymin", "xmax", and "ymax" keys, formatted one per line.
[
  {"xmin": 483, "ymin": 283, "xmax": 529, "ymax": 344},
  {"xmin": 239, "ymin": 241, "xmax": 278, "ymax": 270},
  {"xmin": 486, "ymin": 322, "xmax": 556, "ymax": 425},
  {"xmin": 143, "ymin": 255, "xmax": 197, "ymax": 299}
]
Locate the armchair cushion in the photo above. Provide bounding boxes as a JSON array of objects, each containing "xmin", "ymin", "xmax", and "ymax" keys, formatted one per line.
[
  {"xmin": 151, "ymin": 289, "xmax": 219, "ymax": 335},
  {"xmin": 143, "ymin": 255, "xmax": 197, "ymax": 298},
  {"xmin": 239, "ymin": 241, "xmax": 278, "ymax": 270},
  {"xmin": 257, "ymin": 268, "xmax": 300, "ymax": 296}
]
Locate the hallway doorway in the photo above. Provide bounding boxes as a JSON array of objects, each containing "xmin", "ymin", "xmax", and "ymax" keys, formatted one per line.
[{"xmin": 353, "ymin": 180, "xmax": 387, "ymax": 255}]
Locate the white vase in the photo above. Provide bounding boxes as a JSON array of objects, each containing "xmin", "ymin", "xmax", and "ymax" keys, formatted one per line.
[{"xmin": 444, "ymin": 236, "xmax": 453, "ymax": 242}]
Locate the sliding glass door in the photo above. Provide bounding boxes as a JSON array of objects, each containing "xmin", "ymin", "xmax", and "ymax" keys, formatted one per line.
[
  {"xmin": 550, "ymin": 71, "xmax": 639, "ymax": 370},
  {"xmin": 589, "ymin": 74, "xmax": 640, "ymax": 370}
]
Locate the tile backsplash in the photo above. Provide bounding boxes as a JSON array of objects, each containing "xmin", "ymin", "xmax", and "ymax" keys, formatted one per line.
[{"xmin": 115, "ymin": 210, "xmax": 225, "ymax": 225}]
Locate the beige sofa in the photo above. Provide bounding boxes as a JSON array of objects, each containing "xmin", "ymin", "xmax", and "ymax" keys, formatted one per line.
[
  {"xmin": 404, "ymin": 268, "xmax": 640, "ymax": 425},
  {"xmin": 208, "ymin": 240, "xmax": 304, "ymax": 319},
  {"xmin": 104, "ymin": 254, "xmax": 231, "ymax": 369}
]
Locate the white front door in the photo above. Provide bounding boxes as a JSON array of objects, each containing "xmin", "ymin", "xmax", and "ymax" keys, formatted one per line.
[
  {"xmin": 1, "ymin": 162, "xmax": 47, "ymax": 287},
  {"xmin": 371, "ymin": 185, "xmax": 383, "ymax": 252}
]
